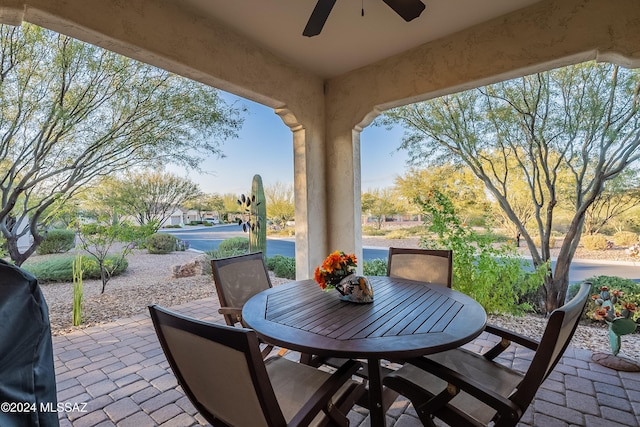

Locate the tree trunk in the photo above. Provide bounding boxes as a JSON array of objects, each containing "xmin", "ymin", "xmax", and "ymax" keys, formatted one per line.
[
  {"xmin": 5, "ymin": 237, "xmax": 32, "ymax": 266},
  {"xmin": 5, "ymin": 229, "xmax": 42, "ymax": 266},
  {"xmin": 100, "ymin": 263, "xmax": 107, "ymax": 294}
]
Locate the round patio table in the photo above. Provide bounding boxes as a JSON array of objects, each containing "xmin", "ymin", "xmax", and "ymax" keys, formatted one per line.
[{"xmin": 242, "ymin": 276, "xmax": 487, "ymax": 427}]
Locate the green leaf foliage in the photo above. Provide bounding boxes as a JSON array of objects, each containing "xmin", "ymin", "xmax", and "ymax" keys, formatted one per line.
[
  {"xmin": 206, "ymin": 237, "xmax": 249, "ymax": 259},
  {"xmin": 23, "ymin": 255, "xmax": 128, "ymax": 283},
  {"xmin": 363, "ymin": 259, "xmax": 388, "ymax": 276},
  {"xmin": 417, "ymin": 188, "xmax": 546, "ymax": 314},
  {"xmin": 266, "ymin": 255, "xmax": 296, "ymax": 280},
  {"xmin": 38, "ymin": 229, "xmax": 76, "ymax": 255},
  {"xmin": 146, "ymin": 233, "xmax": 177, "ymax": 254}
]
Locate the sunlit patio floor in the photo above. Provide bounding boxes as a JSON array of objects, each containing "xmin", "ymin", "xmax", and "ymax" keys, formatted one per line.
[{"xmin": 53, "ymin": 296, "xmax": 640, "ymax": 427}]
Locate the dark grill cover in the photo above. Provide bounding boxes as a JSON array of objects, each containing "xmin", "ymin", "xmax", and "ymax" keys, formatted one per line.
[{"xmin": 0, "ymin": 259, "xmax": 59, "ymax": 426}]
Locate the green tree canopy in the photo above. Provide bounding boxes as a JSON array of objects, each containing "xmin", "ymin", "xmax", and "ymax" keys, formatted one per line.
[
  {"xmin": 384, "ymin": 62, "xmax": 640, "ymax": 312},
  {"xmin": 110, "ymin": 170, "xmax": 202, "ymax": 229},
  {"xmin": 185, "ymin": 193, "xmax": 225, "ymax": 221},
  {"xmin": 0, "ymin": 24, "xmax": 243, "ymax": 264},
  {"xmin": 361, "ymin": 187, "xmax": 400, "ymax": 229},
  {"xmin": 265, "ymin": 182, "xmax": 295, "ymax": 227},
  {"xmin": 394, "ymin": 166, "xmax": 488, "ymax": 225}
]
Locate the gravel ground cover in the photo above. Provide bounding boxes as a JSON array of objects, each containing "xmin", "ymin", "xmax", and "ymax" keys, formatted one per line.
[{"xmin": 37, "ymin": 237, "xmax": 640, "ymax": 360}]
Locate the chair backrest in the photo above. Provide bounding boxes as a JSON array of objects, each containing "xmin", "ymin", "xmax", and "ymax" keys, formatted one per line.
[
  {"xmin": 387, "ymin": 247, "xmax": 453, "ymax": 287},
  {"xmin": 211, "ymin": 252, "xmax": 272, "ymax": 326},
  {"xmin": 511, "ymin": 282, "xmax": 591, "ymax": 410},
  {"xmin": 149, "ymin": 304, "xmax": 286, "ymax": 427}
]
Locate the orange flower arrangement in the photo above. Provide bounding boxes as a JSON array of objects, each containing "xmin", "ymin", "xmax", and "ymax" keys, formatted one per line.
[{"xmin": 314, "ymin": 251, "xmax": 357, "ymax": 290}]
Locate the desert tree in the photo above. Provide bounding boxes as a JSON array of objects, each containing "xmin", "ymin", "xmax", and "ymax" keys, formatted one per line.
[
  {"xmin": 361, "ymin": 187, "xmax": 400, "ymax": 229},
  {"xmin": 111, "ymin": 170, "xmax": 202, "ymax": 229},
  {"xmin": 185, "ymin": 193, "xmax": 224, "ymax": 222},
  {"xmin": 264, "ymin": 181, "xmax": 295, "ymax": 228},
  {"xmin": 0, "ymin": 24, "xmax": 242, "ymax": 265},
  {"xmin": 394, "ymin": 166, "xmax": 488, "ymax": 225},
  {"xmin": 384, "ymin": 62, "xmax": 640, "ymax": 312},
  {"xmin": 580, "ymin": 169, "xmax": 640, "ymax": 235}
]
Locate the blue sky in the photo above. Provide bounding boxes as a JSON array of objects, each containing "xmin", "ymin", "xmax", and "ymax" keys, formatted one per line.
[{"xmin": 171, "ymin": 92, "xmax": 410, "ymax": 195}]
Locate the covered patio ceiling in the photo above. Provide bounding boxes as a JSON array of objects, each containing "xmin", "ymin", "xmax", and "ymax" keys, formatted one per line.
[
  {"xmin": 1, "ymin": 0, "xmax": 639, "ymax": 277},
  {"xmin": 181, "ymin": 0, "xmax": 543, "ymax": 78}
]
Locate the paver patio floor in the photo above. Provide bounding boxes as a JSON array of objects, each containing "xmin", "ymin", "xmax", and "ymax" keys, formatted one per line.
[{"xmin": 53, "ymin": 297, "xmax": 640, "ymax": 427}]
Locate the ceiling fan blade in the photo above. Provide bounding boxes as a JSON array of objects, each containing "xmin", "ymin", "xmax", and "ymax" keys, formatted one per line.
[
  {"xmin": 303, "ymin": 0, "xmax": 337, "ymax": 37},
  {"xmin": 382, "ymin": 0, "xmax": 426, "ymax": 22}
]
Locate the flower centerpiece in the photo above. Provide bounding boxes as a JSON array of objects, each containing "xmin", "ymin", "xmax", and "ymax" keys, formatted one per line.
[
  {"xmin": 314, "ymin": 251, "xmax": 357, "ymax": 290},
  {"xmin": 591, "ymin": 285, "xmax": 640, "ymax": 371},
  {"xmin": 314, "ymin": 251, "xmax": 374, "ymax": 303}
]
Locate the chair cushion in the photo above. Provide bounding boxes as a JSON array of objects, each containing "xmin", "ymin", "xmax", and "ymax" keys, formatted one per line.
[
  {"xmin": 386, "ymin": 348, "xmax": 524, "ymax": 425},
  {"xmin": 266, "ymin": 356, "xmax": 360, "ymax": 426}
]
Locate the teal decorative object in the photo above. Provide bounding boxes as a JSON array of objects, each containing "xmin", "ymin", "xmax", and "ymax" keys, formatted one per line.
[{"xmin": 592, "ymin": 286, "xmax": 640, "ymax": 371}]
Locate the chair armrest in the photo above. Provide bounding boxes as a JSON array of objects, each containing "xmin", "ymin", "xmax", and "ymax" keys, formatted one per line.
[
  {"xmin": 218, "ymin": 307, "xmax": 243, "ymax": 325},
  {"xmin": 218, "ymin": 307, "xmax": 243, "ymax": 316},
  {"xmin": 485, "ymin": 324, "xmax": 539, "ymax": 350},
  {"xmin": 405, "ymin": 356, "xmax": 522, "ymax": 420},
  {"xmin": 288, "ymin": 359, "xmax": 363, "ymax": 426},
  {"xmin": 482, "ymin": 323, "xmax": 539, "ymax": 360}
]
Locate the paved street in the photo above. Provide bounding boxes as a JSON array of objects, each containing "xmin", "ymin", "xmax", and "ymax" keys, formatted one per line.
[{"xmin": 162, "ymin": 225, "xmax": 640, "ymax": 283}]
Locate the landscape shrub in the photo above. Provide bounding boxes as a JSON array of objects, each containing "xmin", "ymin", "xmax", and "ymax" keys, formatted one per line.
[
  {"xmin": 613, "ymin": 231, "xmax": 639, "ymax": 247},
  {"xmin": 146, "ymin": 233, "xmax": 177, "ymax": 254},
  {"xmin": 363, "ymin": 258, "xmax": 387, "ymax": 276},
  {"xmin": 218, "ymin": 237, "xmax": 250, "ymax": 253},
  {"xmin": 362, "ymin": 226, "xmax": 387, "ymax": 236},
  {"xmin": 582, "ymin": 234, "xmax": 610, "ymax": 251},
  {"xmin": 266, "ymin": 255, "xmax": 296, "ymax": 279},
  {"xmin": 385, "ymin": 229, "xmax": 412, "ymax": 239},
  {"xmin": 38, "ymin": 229, "xmax": 76, "ymax": 254},
  {"xmin": 532, "ymin": 235, "xmax": 557, "ymax": 248},
  {"xmin": 206, "ymin": 237, "xmax": 249, "ymax": 259},
  {"xmin": 175, "ymin": 239, "xmax": 190, "ymax": 251},
  {"xmin": 23, "ymin": 255, "xmax": 128, "ymax": 282},
  {"xmin": 417, "ymin": 189, "xmax": 545, "ymax": 315}
]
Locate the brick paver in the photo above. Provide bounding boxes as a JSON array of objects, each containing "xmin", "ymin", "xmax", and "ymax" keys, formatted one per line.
[{"xmin": 52, "ymin": 296, "xmax": 640, "ymax": 426}]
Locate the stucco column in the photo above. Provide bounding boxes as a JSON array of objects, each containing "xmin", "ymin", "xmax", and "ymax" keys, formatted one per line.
[
  {"xmin": 324, "ymin": 118, "xmax": 364, "ymax": 272},
  {"xmin": 275, "ymin": 107, "xmax": 328, "ymax": 279}
]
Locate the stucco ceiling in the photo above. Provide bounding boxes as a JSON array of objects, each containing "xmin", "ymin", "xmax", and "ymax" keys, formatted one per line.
[{"xmin": 182, "ymin": 0, "xmax": 543, "ymax": 78}]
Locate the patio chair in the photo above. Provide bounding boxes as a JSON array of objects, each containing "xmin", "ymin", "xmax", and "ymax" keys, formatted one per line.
[
  {"xmin": 149, "ymin": 304, "xmax": 366, "ymax": 427},
  {"xmin": 387, "ymin": 247, "xmax": 453, "ymax": 287},
  {"xmin": 211, "ymin": 252, "xmax": 281, "ymax": 358},
  {"xmin": 211, "ymin": 252, "xmax": 272, "ymax": 327},
  {"xmin": 383, "ymin": 281, "xmax": 591, "ymax": 427}
]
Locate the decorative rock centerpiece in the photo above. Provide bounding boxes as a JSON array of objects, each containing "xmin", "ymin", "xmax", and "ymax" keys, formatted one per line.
[{"xmin": 336, "ymin": 274, "xmax": 374, "ymax": 303}]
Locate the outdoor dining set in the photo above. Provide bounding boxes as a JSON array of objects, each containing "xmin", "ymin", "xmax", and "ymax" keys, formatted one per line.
[{"xmin": 149, "ymin": 248, "xmax": 591, "ymax": 427}]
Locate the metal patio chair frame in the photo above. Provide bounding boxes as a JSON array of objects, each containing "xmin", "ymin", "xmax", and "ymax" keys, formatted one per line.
[
  {"xmin": 383, "ymin": 282, "xmax": 592, "ymax": 427},
  {"xmin": 149, "ymin": 304, "xmax": 366, "ymax": 427}
]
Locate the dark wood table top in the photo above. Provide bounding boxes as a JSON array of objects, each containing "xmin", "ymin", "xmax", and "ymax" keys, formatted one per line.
[{"xmin": 242, "ymin": 276, "xmax": 487, "ymax": 360}]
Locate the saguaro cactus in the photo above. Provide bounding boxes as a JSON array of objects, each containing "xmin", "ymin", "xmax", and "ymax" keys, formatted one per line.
[
  {"xmin": 250, "ymin": 174, "xmax": 267, "ymax": 255},
  {"xmin": 237, "ymin": 174, "xmax": 267, "ymax": 258}
]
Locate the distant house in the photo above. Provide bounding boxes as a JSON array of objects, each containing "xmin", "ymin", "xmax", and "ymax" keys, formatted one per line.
[{"xmin": 162, "ymin": 208, "xmax": 186, "ymax": 227}]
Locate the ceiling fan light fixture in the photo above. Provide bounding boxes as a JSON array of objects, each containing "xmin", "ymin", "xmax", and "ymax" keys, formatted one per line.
[
  {"xmin": 382, "ymin": 0, "xmax": 426, "ymax": 22},
  {"xmin": 303, "ymin": 0, "xmax": 425, "ymax": 37},
  {"xmin": 303, "ymin": 0, "xmax": 337, "ymax": 37}
]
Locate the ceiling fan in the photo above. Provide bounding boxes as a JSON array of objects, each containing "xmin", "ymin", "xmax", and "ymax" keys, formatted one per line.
[{"xmin": 303, "ymin": 0, "xmax": 426, "ymax": 37}]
